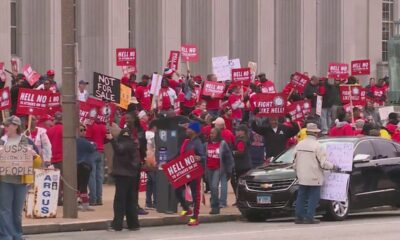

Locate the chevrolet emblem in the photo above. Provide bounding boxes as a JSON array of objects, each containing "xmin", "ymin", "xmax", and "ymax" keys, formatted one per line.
[{"xmin": 260, "ymin": 183, "xmax": 273, "ymax": 189}]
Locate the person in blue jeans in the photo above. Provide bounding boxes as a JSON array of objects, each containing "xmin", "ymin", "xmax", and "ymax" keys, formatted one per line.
[
  {"xmin": 88, "ymin": 151, "xmax": 104, "ymax": 205},
  {"xmin": 293, "ymin": 123, "xmax": 339, "ymax": 224}
]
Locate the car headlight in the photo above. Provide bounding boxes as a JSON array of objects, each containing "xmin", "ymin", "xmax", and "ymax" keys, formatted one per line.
[{"xmin": 238, "ymin": 178, "xmax": 246, "ymax": 185}]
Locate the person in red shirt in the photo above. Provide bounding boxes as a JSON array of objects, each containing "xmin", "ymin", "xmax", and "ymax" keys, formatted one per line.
[
  {"xmin": 228, "ymin": 85, "xmax": 244, "ymax": 128},
  {"xmin": 182, "ymin": 79, "xmax": 200, "ymax": 116},
  {"xmin": 329, "ymin": 108, "xmax": 355, "ymax": 137},
  {"xmin": 86, "ymin": 120, "xmax": 107, "ymax": 206},
  {"xmin": 256, "ymin": 73, "xmax": 276, "ymax": 93},
  {"xmin": 135, "ymin": 75, "xmax": 152, "ymax": 111},
  {"xmin": 369, "ymin": 78, "xmax": 387, "ymax": 107},
  {"xmin": 191, "ymin": 100, "xmax": 207, "ymax": 118},
  {"xmin": 201, "ymin": 74, "xmax": 222, "ymax": 117},
  {"xmin": 213, "ymin": 117, "xmax": 235, "ymax": 148},
  {"xmin": 158, "ymin": 78, "xmax": 177, "ymax": 112},
  {"xmin": 221, "ymin": 107, "xmax": 233, "ymax": 131}
]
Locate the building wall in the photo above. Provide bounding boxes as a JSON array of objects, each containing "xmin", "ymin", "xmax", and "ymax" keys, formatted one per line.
[{"xmin": 0, "ymin": 0, "xmax": 397, "ymax": 90}]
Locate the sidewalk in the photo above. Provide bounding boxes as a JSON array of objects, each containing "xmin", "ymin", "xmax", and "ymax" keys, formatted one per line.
[{"xmin": 23, "ymin": 184, "xmax": 241, "ymax": 235}]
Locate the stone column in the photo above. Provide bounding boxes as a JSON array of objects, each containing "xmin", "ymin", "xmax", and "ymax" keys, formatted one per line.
[{"xmin": 0, "ymin": 1, "xmax": 11, "ymax": 70}]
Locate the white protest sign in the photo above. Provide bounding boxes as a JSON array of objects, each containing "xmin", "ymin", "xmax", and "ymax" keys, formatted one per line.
[
  {"xmin": 321, "ymin": 172, "xmax": 349, "ymax": 202},
  {"xmin": 30, "ymin": 169, "xmax": 60, "ymax": 218},
  {"xmin": 212, "ymin": 56, "xmax": 231, "ymax": 81},
  {"xmin": 326, "ymin": 142, "xmax": 354, "ymax": 171},
  {"xmin": 0, "ymin": 145, "xmax": 33, "ymax": 176},
  {"xmin": 149, "ymin": 74, "xmax": 162, "ymax": 96},
  {"xmin": 248, "ymin": 61, "xmax": 257, "ymax": 81},
  {"xmin": 378, "ymin": 106, "xmax": 395, "ymax": 122},
  {"xmin": 316, "ymin": 95, "xmax": 322, "ymax": 116},
  {"xmin": 228, "ymin": 58, "xmax": 241, "ymax": 69}
]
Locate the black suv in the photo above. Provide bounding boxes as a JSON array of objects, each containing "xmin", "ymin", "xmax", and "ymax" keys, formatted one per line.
[{"xmin": 237, "ymin": 137, "xmax": 400, "ymax": 222}]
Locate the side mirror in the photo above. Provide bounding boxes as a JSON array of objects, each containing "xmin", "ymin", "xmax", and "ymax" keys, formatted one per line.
[{"xmin": 354, "ymin": 154, "xmax": 371, "ymax": 163}]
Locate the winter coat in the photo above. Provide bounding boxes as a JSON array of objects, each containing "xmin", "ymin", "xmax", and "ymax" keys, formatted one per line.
[{"xmin": 328, "ymin": 121, "xmax": 355, "ymax": 137}]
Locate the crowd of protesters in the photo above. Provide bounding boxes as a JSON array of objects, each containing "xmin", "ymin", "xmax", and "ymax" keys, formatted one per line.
[{"xmin": 0, "ymin": 65, "xmax": 397, "ymax": 236}]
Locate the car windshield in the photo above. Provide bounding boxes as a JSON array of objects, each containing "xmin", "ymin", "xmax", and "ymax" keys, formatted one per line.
[{"xmin": 271, "ymin": 138, "xmax": 356, "ymax": 164}]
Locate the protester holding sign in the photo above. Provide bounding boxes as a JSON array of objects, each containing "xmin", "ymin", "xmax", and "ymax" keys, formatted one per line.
[
  {"xmin": 174, "ymin": 122, "xmax": 206, "ymax": 226},
  {"xmin": 0, "ymin": 116, "xmax": 41, "ymax": 239},
  {"xmin": 201, "ymin": 74, "xmax": 223, "ymax": 117},
  {"xmin": 25, "ymin": 115, "xmax": 52, "ymax": 166},
  {"xmin": 293, "ymin": 123, "xmax": 339, "ymax": 224},
  {"xmin": 256, "ymin": 73, "xmax": 276, "ymax": 93},
  {"xmin": 328, "ymin": 108, "xmax": 355, "ymax": 137},
  {"xmin": 135, "ymin": 75, "xmax": 152, "ymax": 111}
]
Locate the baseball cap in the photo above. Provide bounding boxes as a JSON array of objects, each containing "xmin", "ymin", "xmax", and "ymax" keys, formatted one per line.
[
  {"xmin": 188, "ymin": 121, "xmax": 201, "ymax": 134},
  {"xmin": 47, "ymin": 69, "xmax": 55, "ymax": 76},
  {"xmin": 212, "ymin": 117, "xmax": 225, "ymax": 125},
  {"xmin": 4, "ymin": 116, "xmax": 21, "ymax": 126},
  {"xmin": 79, "ymin": 80, "xmax": 89, "ymax": 85}
]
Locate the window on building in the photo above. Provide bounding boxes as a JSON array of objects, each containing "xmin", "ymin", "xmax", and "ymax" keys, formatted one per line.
[
  {"xmin": 10, "ymin": 0, "xmax": 17, "ymax": 55},
  {"xmin": 382, "ymin": 0, "xmax": 395, "ymax": 62}
]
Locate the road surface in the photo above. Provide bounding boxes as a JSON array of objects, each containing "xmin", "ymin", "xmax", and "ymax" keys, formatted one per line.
[{"xmin": 27, "ymin": 211, "xmax": 400, "ymax": 240}]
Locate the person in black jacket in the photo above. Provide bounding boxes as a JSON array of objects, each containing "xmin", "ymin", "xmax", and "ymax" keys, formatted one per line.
[
  {"xmin": 251, "ymin": 116, "xmax": 300, "ymax": 160},
  {"xmin": 106, "ymin": 111, "xmax": 141, "ymax": 231}
]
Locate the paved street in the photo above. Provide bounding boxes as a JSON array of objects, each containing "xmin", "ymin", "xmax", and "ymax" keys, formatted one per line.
[{"xmin": 26, "ymin": 211, "xmax": 400, "ymax": 240}]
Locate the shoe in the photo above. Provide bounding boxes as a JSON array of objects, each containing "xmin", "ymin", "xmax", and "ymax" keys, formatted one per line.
[
  {"xmin": 89, "ymin": 202, "xmax": 97, "ymax": 206},
  {"xmin": 304, "ymin": 219, "xmax": 320, "ymax": 224},
  {"xmin": 78, "ymin": 203, "xmax": 95, "ymax": 212},
  {"xmin": 209, "ymin": 208, "xmax": 220, "ymax": 215},
  {"xmin": 128, "ymin": 226, "xmax": 140, "ymax": 231},
  {"xmin": 107, "ymin": 227, "xmax": 122, "ymax": 232},
  {"xmin": 97, "ymin": 200, "xmax": 103, "ymax": 206},
  {"xmin": 138, "ymin": 207, "xmax": 149, "ymax": 215},
  {"xmin": 180, "ymin": 208, "xmax": 193, "ymax": 217},
  {"xmin": 145, "ymin": 204, "xmax": 155, "ymax": 210},
  {"xmin": 294, "ymin": 218, "xmax": 305, "ymax": 224},
  {"xmin": 187, "ymin": 218, "xmax": 199, "ymax": 226},
  {"xmin": 219, "ymin": 204, "xmax": 227, "ymax": 208}
]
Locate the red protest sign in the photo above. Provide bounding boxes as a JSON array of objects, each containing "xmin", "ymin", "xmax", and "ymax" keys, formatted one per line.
[
  {"xmin": 79, "ymin": 101, "xmax": 98, "ymax": 126},
  {"xmin": 47, "ymin": 93, "xmax": 61, "ymax": 114},
  {"xmin": 167, "ymin": 51, "xmax": 180, "ymax": 71},
  {"xmin": 86, "ymin": 97, "xmax": 116, "ymax": 124},
  {"xmin": 291, "ymin": 72, "xmax": 310, "ymax": 93},
  {"xmin": 253, "ymin": 93, "xmax": 286, "ymax": 117},
  {"xmin": 181, "ymin": 44, "xmax": 198, "ymax": 62},
  {"xmin": 286, "ymin": 100, "xmax": 312, "ymax": 122},
  {"xmin": 0, "ymin": 87, "xmax": 11, "ymax": 111},
  {"xmin": 202, "ymin": 81, "xmax": 225, "ymax": 98},
  {"xmin": 116, "ymin": 48, "xmax": 136, "ymax": 66},
  {"xmin": 328, "ymin": 63, "xmax": 349, "ymax": 79},
  {"xmin": 161, "ymin": 150, "xmax": 204, "ymax": 189},
  {"xmin": 339, "ymin": 85, "xmax": 366, "ymax": 105},
  {"xmin": 0, "ymin": 62, "xmax": 6, "ymax": 82},
  {"xmin": 231, "ymin": 68, "xmax": 251, "ymax": 86},
  {"xmin": 139, "ymin": 170, "xmax": 147, "ymax": 192},
  {"xmin": 22, "ymin": 64, "xmax": 41, "ymax": 86},
  {"xmin": 17, "ymin": 89, "xmax": 49, "ymax": 115},
  {"xmin": 351, "ymin": 60, "xmax": 370, "ymax": 76},
  {"xmin": 121, "ymin": 65, "xmax": 136, "ymax": 76}
]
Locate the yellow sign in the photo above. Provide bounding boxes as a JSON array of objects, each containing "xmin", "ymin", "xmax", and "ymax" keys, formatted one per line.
[{"xmin": 118, "ymin": 84, "xmax": 131, "ymax": 109}]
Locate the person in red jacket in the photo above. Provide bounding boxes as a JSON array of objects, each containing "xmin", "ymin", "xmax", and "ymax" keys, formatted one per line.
[
  {"xmin": 85, "ymin": 120, "xmax": 107, "ymax": 206},
  {"xmin": 46, "ymin": 112, "xmax": 63, "ymax": 205},
  {"xmin": 329, "ymin": 108, "xmax": 355, "ymax": 137},
  {"xmin": 256, "ymin": 73, "xmax": 276, "ymax": 93},
  {"xmin": 135, "ymin": 75, "xmax": 152, "ymax": 111},
  {"xmin": 369, "ymin": 78, "xmax": 387, "ymax": 107}
]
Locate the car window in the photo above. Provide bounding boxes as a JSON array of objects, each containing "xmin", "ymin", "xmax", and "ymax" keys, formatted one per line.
[
  {"xmin": 272, "ymin": 147, "xmax": 295, "ymax": 164},
  {"xmin": 354, "ymin": 140, "xmax": 375, "ymax": 159},
  {"xmin": 372, "ymin": 140, "xmax": 397, "ymax": 159}
]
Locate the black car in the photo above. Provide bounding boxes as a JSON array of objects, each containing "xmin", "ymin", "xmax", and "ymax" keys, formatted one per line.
[{"xmin": 237, "ymin": 137, "xmax": 400, "ymax": 222}]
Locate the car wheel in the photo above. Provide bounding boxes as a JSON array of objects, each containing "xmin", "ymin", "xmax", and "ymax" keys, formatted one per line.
[
  {"xmin": 323, "ymin": 197, "xmax": 350, "ymax": 221},
  {"xmin": 240, "ymin": 209, "xmax": 270, "ymax": 222}
]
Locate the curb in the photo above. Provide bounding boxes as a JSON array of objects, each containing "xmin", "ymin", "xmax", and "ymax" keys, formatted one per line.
[{"xmin": 23, "ymin": 214, "xmax": 242, "ymax": 235}]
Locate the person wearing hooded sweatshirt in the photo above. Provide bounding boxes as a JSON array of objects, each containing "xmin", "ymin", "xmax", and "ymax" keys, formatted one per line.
[
  {"xmin": 328, "ymin": 108, "xmax": 355, "ymax": 137},
  {"xmin": 205, "ymin": 128, "xmax": 234, "ymax": 215},
  {"xmin": 175, "ymin": 121, "xmax": 206, "ymax": 226},
  {"xmin": 385, "ymin": 112, "xmax": 400, "ymax": 142}
]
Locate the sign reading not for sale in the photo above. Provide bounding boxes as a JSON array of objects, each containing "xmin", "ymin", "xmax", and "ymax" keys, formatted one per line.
[
  {"xmin": 116, "ymin": 48, "xmax": 136, "ymax": 66},
  {"xmin": 0, "ymin": 145, "xmax": 33, "ymax": 176},
  {"xmin": 93, "ymin": 72, "xmax": 120, "ymax": 103},
  {"xmin": 253, "ymin": 93, "xmax": 287, "ymax": 117},
  {"xmin": 162, "ymin": 150, "xmax": 204, "ymax": 189},
  {"xmin": 17, "ymin": 88, "xmax": 49, "ymax": 115}
]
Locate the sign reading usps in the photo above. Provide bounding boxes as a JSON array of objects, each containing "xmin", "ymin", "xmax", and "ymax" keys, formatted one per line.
[{"xmin": 32, "ymin": 169, "xmax": 60, "ymax": 218}]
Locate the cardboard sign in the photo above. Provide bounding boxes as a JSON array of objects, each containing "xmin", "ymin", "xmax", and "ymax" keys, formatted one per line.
[
  {"xmin": 316, "ymin": 95, "xmax": 322, "ymax": 116},
  {"xmin": 0, "ymin": 87, "xmax": 11, "ymax": 111},
  {"xmin": 47, "ymin": 92, "xmax": 61, "ymax": 114},
  {"xmin": 325, "ymin": 142, "xmax": 354, "ymax": 171},
  {"xmin": 139, "ymin": 170, "xmax": 147, "ymax": 192},
  {"xmin": 328, "ymin": 63, "xmax": 349, "ymax": 79},
  {"xmin": 167, "ymin": 51, "xmax": 180, "ymax": 71},
  {"xmin": 93, "ymin": 72, "xmax": 120, "ymax": 103},
  {"xmin": 339, "ymin": 85, "xmax": 366, "ymax": 105},
  {"xmin": 181, "ymin": 44, "xmax": 198, "ymax": 62},
  {"xmin": 121, "ymin": 65, "xmax": 136, "ymax": 75},
  {"xmin": 231, "ymin": 68, "xmax": 251, "ymax": 86},
  {"xmin": 0, "ymin": 62, "xmax": 6, "ymax": 82},
  {"xmin": 248, "ymin": 61, "xmax": 257, "ymax": 81},
  {"xmin": 11, "ymin": 57, "xmax": 20, "ymax": 73},
  {"xmin": 118, "ymin": 84, "xmax": 132, "ymax": 110},
  {"xmin": 116, "ymin": 48, "xmax": 136, "ymax": 66},
  {"xmin": 79, "ymin": 101, "xmax": 98, "ymax": 126},
  {"xmin": 28, "ymin": 169, "xmax": 60, "ymax": 218},
  {"xmin": 22, "ymin": 64, "xmax": 41, "ymax": 86},
  {"xmin": 228, "ymin": 59, "xmax": 241, "ymax": 69},
  {"xmin": 253, "ymin": 93, "xmax": 286, "ymax": 117},
  {"xmin": 0, "ymin": 145, "xmax": 33, "ymax": 176},
  {"xmin": 291, "ymin": 72, "xmax": 310, "ymax": 93},
  {"xmin": 321, "ymin": 172, "xmax": 349, "ymax": 202},
  {"xmin": 285, "ymin": 100, "xmax": 312, "ymax": 121},
  {"xmin": 202, "ymin": 81, "xmax": 225, "ymax": 98},
  {"xmin": 378, "ymin": 106, "xmax": 395, "ymax": 122},
  {"xmin": 149, "ymin": 74, "xmax": 162, "ymax": 95},
  {"xmin": 161, "ymin": 150, "xmax": 204, "ymax": 189},
  {"xmin": 351, "ymin": 59, "xmax": 370, "ymax": 76},
  {"xmin": 86, "ymin": 97, "xmax": 116, "ymax": 124},
  {"xmin": 212, "ymin": 56, "xmax": 231, "ymax": 81},
  {"xmin": 17, "ymin": 88, "xmax": 49, "ymax": 115}
]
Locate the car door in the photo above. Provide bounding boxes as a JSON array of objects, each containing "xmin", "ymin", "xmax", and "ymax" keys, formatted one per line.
[
  {"xmin": 369, "ymin": 140, "xmax": 400, "ymax": 205},
  {"xmin": 350, "ymin": 140, "xmax": 384, "ymax": 209}
]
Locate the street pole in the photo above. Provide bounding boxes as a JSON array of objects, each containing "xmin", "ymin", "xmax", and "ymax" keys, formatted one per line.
[{"xmin": 61, "ymin": 0, "xmax": 78, "ymax": 218}]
